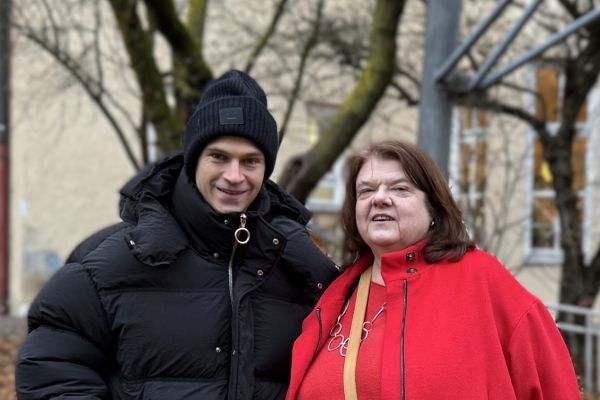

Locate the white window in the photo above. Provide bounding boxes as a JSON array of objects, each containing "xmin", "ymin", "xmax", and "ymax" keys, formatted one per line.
[
  {"xmin": 305, "ymin": 103, "xmax": 345, "ymax": 212},
  {"xmin": 524, "ymin": 65, "xmax": 595, "ymax": 264},
  {"xmin": 451, "ymin": 107, "xmax": 488, "ymax": 243}
]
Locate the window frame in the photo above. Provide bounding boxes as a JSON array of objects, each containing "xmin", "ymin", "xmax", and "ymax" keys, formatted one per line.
[
  {"xmin": 523, "ymin": 64, "xmax": 597, "ymax": 264},
  {"xmin": 449, "ymin": 107, "xmax": 488, "ymax": 243}
]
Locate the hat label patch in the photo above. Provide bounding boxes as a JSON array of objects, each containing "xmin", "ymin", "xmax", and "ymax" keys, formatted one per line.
[{"xmin": 219, "ymin": 107, "xmax": 244, "ymax": 125}]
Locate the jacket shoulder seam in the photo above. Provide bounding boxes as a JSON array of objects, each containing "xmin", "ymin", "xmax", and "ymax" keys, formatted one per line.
[
  {"xmin": 77, "ymin": 262, "xmax": 114, "ymax": 349},
  {"xmin": 506, "ymin": 298, "xmax": 543, "ymax": 348}
]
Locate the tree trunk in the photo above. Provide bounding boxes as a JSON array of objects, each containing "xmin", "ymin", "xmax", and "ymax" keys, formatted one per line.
[
  {"xmin": 278, "ymin": 0, "xmax": 406, "ymax": 202},
  {"xmin": 552, "ymin": 24, "xmax": 600, "ymax": 375}
]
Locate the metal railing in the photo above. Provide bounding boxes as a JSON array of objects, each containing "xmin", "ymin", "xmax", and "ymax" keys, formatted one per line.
[{"xmin": 547, "ymin": 303, "xmax": 600, "ymax": 393}]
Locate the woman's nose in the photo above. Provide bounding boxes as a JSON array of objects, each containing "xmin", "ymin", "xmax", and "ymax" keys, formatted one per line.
[{"xmin": 372, "ymin": 187, "xmax": 391, "ymax": 206}]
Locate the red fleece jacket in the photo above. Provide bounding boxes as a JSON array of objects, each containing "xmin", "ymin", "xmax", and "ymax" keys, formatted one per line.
[{"xmin": 286, "ymin": 243, "xmax": 581, "ymax": 400}]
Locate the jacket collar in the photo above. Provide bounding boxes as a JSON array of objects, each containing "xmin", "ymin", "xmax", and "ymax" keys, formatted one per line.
[
  {"xmin": 379, "ymin": 239, "xmax": 433, "ymax": 282},
  {"xmin": 119, "ymin": 154, "xmax": 188, "ymax": 266},
  {"xmin": 316, "ymin": 239, "xmax": 431, "ymax": 307},
  {"xmin": 170, "ymin": 169, "xmax": 272, "ymax": 256}
]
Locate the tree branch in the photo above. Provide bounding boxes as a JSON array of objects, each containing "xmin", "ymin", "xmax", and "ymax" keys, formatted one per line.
[
  {"xmin": 590, "ymin": 247, "xmax": 600, "ymax": 289},
  {"xmin": 279, "ymin": 0, "xmax": 406, "ymax": 202},
  {"xmin": 557, "ymin": 0, "xmax": 581, "ymax": 19},
  {"xmin": 107, "ymin": 0, "xmax": 181, "ymax": 152},
  {"xmin": 187, "ymin": 0, "xmax": 208, "ymax": 49},
  {"xmin": 278, "ymin": 0, "xmax": 323, "ymax": 144},
  {"xmin": 449, "ymin": 91, "xmax": 547, "ymax": 135},
  {"xmin": 14, "ymin": 24, "xmax": 141, "ymax": 170},
  {"xmin": 243, "ymin": 0, "xmax": 289, "ymax": 74},
  {"xmin": 389, "ymin": 80, "xmax": 418, "ymax": 106},
  {"xmin": 395, "ymin": 65, "xmax": 421, "ymax": 90},
  {"xmin": 143, "ymin": 0, "xmax": 212, "ymax": 126},
  {"xmin": 143, "ymin": 0, "xmax": 211, "ymax": 89}
]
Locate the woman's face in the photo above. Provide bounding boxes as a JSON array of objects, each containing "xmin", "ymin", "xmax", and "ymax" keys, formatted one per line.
[{"xmin": 355, "ymin": 156, "xmax": 432, "ymax": 257}]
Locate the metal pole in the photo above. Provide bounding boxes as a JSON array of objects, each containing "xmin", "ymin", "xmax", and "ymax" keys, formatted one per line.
[
  {"xmin": 418, "ymin": 0, "xmax": 463, "ymax": 176},
  {"xmin": 435, "ymin": 0, "xmax": 513, "ymax": 82},
  {"xmin": 596, "ymin": 328, "xmax": 600, "ymax": 393},
  {"xmin": 466, "ymin": 0, "xmax": 542, "ymax": 90},
  {"xmin": 478, "ymin": 7, "xmax": 600, "ymax": 90},
  {"xmin": 0, "ymin": 0, "xmax": 11, "ymax": 315},
  {"xmin": 586, "ymin": 314, "xmax": 593, "ymax": 391}
]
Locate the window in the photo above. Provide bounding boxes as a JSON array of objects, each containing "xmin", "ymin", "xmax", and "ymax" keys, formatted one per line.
[
  {"xmin": 305, "ymin": 103, "xmax": 345, "ymax": 212},
  {"xmin": 452, "ymin": 107, "xmax": 488, "ymax": 243},
  {"xmin": 525, "ymin": 65, "xmax": 591, "ymax": 263},
  {"xmin": 530, "ymin": 139, "xmax": 585, "ymax": 251}
]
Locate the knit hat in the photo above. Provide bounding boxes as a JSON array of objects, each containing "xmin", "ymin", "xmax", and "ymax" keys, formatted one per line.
[{"xmin": 183, "ymin": 70, "xmax": 279, "ymax": 180}]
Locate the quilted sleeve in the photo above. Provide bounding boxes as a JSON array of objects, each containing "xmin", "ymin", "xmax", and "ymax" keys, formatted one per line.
[
  {"xmin": 15, "ymin": 263, "xmax": 113, "ymax": 400},
  {"xmin": 278, "ymin": 225, "xmax": 341, "ymax": 304}
]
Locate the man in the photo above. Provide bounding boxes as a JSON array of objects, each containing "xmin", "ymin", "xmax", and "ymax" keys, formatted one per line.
[{"xmin": 16, "ymin": 70, "xmax": 340, "ymax": 399}]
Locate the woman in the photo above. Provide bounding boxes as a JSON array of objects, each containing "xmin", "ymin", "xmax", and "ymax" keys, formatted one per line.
[{"xmin": 286, "ymin": 140, "xmax": 580, "ymax": 399}]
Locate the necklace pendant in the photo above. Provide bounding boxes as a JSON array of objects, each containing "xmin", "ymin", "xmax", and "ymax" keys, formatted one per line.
[
  {"xmin": 326, "ymin": 300, "xmax": 387, "ymax": 358},
  {"xmin": 339, "ymin": 340, "xmax": 348, "ymax": 357},
  {"xmin": 327, "ymin": 334, "xmax": 345, "ymax": 352}
]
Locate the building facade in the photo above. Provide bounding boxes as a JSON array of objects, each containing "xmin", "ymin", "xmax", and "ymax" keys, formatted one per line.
[{"xmin": 5, "ymin": 0, "xmax": 600, "ymax": 314}]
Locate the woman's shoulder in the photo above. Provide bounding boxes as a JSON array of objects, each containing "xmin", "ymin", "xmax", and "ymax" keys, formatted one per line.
[
  {"xmin": 457, "ymin": 248, "xmax": 540, "ymax": 307},
  {"xmin": 458, "ymin": 247, "xmax": 512, "ymax": 275}
]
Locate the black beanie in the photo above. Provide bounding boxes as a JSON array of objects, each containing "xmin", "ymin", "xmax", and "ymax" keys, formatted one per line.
[{"xmin": 183, "ymin": 70, "xmax": 279, "ymax": 181}]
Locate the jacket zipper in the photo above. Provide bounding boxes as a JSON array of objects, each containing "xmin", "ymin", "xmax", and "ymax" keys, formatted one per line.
[
  {"xmin": 401, "ymin": 279, "xmax": 408, "ymax": 400},
  {"xmin": 227, "ymin": 242, "xmax": 238, "ymax": 307},
  {"xmin": 313, "ymin": 308, "xmax": 322, "ymax": 359},
  {"xmin": 227, "ymin": 213, "xmax": 248, "ymax": 400},
  {"xmin": 227, "ymin": 213, "xmax": 247, "ymax": 307}
]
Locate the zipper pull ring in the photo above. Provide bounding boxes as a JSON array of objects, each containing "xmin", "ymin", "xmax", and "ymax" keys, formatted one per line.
[{"xmin": 234, "ymin": 213, "xmax": 250, "ymax": 244}]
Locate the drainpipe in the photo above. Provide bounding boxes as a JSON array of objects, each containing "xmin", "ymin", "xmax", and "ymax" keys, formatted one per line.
[{"xmin": 0, "ymin": 0, "xmax": 11, "ymax": 315}]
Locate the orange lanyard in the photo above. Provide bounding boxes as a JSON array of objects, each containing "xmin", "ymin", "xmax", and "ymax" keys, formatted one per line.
[{"xmin": 343, "ymin": 266, "xmax": 372, "ymax": 400}]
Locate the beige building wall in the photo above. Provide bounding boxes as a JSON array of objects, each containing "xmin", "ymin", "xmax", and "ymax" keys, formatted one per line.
[
  {"xmin": 7, "ymin": 0, "xmax": 599, "ymax": 315},
  {"xmin": 9, "ymin": 33, "xmax": 140, "ymax": 315}
]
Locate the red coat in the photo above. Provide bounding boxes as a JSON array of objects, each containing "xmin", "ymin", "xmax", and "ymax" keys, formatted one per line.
[{"xmin": 286, "ymin": 242, "xmax": 581, "ymax": 399}]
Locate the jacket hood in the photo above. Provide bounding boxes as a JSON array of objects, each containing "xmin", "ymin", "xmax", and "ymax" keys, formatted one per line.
[{"xmin": 119, "ymin": 153, "xmax": 183, "ymax": 224}]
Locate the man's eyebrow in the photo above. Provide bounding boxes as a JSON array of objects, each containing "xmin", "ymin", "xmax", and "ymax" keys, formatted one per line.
[
  {"xmin": 204, "ymin": 145, "xmax": 226, "ymax": 153},
  {"xmin": 244, "ymin": 152, "xmax": 265, "ymax": 158},
  {"xmin": 204, "ymin": 146, "xmax": 264, "ymax": 158}
]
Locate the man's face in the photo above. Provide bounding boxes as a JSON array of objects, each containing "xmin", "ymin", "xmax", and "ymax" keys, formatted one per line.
[{"xmin": 195, "ymin": 136, "xmax": 265, "ymax": 213}]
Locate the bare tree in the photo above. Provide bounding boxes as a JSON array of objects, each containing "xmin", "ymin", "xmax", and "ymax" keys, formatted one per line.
[
  {"xmin": 12, "ymin": 0, "xmax": 144, "ymax": 168},
  {"xmin": 446, "ymin": 0, "xmax": 600, "ymax": 372},
  {"xmin": 14, "ymin": 2, "xmax": 600, "ymax": 345},
  {"xmin": 12, "ymin": 0, "xmax": 409, "ymax": 196},
  {"xmin": 277, "ymin": 0, "xmax": 407, "ymax": 201}
]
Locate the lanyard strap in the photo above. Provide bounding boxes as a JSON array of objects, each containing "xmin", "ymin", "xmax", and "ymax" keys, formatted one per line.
[{"xmin": 343, "ymin": 266, "xmax": 372, "ymax": 400}]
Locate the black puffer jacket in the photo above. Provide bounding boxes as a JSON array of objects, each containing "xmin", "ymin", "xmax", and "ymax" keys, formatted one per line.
[{"xmin": 16, "ymin": 154, "xmax": 340, "ymax": 400}]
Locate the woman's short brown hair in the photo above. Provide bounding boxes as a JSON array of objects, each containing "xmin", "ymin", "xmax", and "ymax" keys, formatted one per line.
[{"xmin": 341, "ymin": 140, "xmax": 474, "ymax": 265}]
